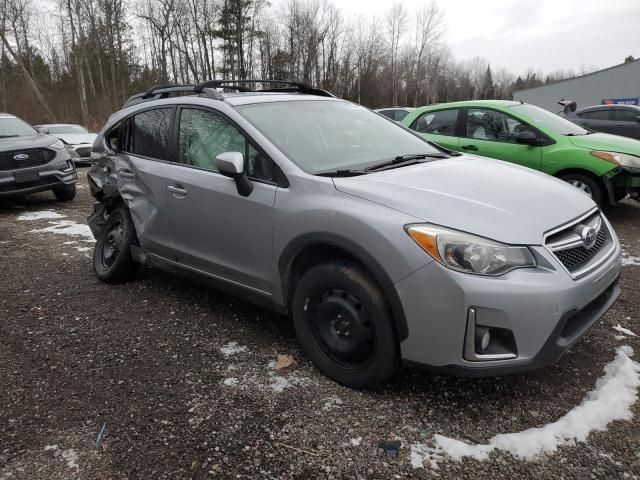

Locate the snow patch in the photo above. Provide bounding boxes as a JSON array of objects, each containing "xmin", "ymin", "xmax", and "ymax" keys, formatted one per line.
[
  {"xmin": 410, "ymin": 346, "xmax": 640, "ymax": 468},
  {"xmin": 18, "ymin": 210, "xmax": 66, "ymax": 221},
  {"xmin": 322, "ymin": 396, "xmax": 343, "ymax": 411},
  {"xmin": 622, "ymin": 249, "xmax": 640, "ymax": 267},
  {"xmin": 219, "ymin": 341, "xmax": 247, "ymax": 357},
  {"xmin": 613, "ymin": 324, "xmax": 636, "ymax": 337},
  {"xmin": 350, "ymin": 437, "xmax": 362, "ymax": 446},
  {"xmin": 61, "ymin": 449, "xmax": 79, "ymax": 469},
  {"xmin": 223, "ymin": 377, "xmax": 239, "ymax": 387},
  {"xmin": 30, "ymin": 220, "xmax": 95, "ymax": 242},
  {"xmin": 74, "ymin": 246, "xmax": 91, "ymax": 253}
]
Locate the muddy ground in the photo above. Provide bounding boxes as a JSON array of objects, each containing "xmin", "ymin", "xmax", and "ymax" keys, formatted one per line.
[{"xmin": 1, "ymin": 168, "xmax": 639, "ymax": 479}]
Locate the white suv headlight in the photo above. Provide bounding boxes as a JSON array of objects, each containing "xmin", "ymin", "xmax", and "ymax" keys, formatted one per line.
[
  {"xmin": 49, "ymin": 140, "xmax": 65, "ymax": 150},
  {"xmin": 591, "ymin": 151, "xmax": 640, "ymax": 170},
  {"xmin": 406, "ymin": 224, "xmax": 536, "ymax": 276}
]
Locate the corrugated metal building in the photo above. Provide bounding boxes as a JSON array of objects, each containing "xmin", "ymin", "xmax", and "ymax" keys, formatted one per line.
[{"xmin": 513, "ymin": 59, "xmax": 640, "ymax": 113}]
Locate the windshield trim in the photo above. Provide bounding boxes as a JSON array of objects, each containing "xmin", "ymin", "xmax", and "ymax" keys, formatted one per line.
[{"xmin": 507, "ymin": 103, "xmax": 590, "ymax": 136}]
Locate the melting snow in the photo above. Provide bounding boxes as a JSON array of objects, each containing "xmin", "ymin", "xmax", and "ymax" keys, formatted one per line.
[
  {"xmin": 219, "ymin": 341, "xmax": 247, "ymax": 357},
  {"xmin": 613, "ymin": 324, "xmax": 636, "ymax": 337},
  {"xmin": 350, "ymin": 437, "xmax": 362, "ymax": 446},
  {"xmin": 622, "ymin": 250, "xmax": 640, "ymax": 266},
  {"xmin": 18, "ymin": 210, "xmax": 66, "ymax": 221},
  {"xmin": 223, "ymin": 377, "xmax": 239, "ymax": 387},
  {"xmin": 61, "ymin": 449, "xmax": 79, "ymax": 469},
  {"xmin": 30, "ymin": 220, "xmax": 95, "ymax": 242},
  {"xmin": 410, "ymin": 346, "xmax": 640, "ymax": 468}
]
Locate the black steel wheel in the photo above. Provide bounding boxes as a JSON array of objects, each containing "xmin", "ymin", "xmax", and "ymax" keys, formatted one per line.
[{"xmin": 93, "ymin": 205, "xmax": 139, "ymax": 283}]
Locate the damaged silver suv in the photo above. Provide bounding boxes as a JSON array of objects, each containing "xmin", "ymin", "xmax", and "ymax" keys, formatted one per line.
[
  {"xmin": 0, "ymin": 113, "xmax": 77, "ymax": 200},
  {"xmin": 87, "ymin": 80, "xmax": 622, "ymax": 388}
]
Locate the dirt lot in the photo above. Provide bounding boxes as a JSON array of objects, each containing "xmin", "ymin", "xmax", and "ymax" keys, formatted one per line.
[{"xmin": 1, "ymin": 167, "xmax": 639, "ymax": 480}]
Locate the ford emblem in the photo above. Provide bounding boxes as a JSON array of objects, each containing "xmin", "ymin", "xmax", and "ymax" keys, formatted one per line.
[
  {"xmin": 13, "ymin": 153, "xmax": 29, "ymax": 160},
  {"xmin": 580, "ymin": 226, "xmax": 597, "ymax": 249}
]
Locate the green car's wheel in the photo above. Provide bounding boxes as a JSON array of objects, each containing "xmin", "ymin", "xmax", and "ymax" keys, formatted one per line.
[{"xmin": 560, "ymin": 173, "xmax": 604, "ymax": 206}]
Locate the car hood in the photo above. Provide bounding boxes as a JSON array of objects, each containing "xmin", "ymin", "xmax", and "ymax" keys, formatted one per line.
[
  {"xmin": 568, "ymin": 132, "xmax": 640, "ymax": 154},
  {"xmin": 0, "ymin": 133, "xmax": 58, "ymax": 151},
  {"xmin": 333, "ymin": 156, "xmax": 595, "ymax": 245},
  {"xmin": 53, "ymin": 133, "xmax": 97, "ymax": 145}
]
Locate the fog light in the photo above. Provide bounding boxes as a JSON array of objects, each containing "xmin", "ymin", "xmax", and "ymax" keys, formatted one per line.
[{"xmin": 476, "ymin": 327, "xmax": 491, "ymax": 352}]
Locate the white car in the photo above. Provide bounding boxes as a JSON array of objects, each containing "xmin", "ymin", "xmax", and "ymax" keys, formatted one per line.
[{"xmin": 34, "ymin": 124, "xmax": 97, "ymax": 164}]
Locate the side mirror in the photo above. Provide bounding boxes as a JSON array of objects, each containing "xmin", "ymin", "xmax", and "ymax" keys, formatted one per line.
[
  {"xmin": 516, "ymin": 130, "xmax": 539, "ymax": 146},
  {"xmin": 215, "ymin": 151, "xmax": 253, "ymax": 197},
  {"xmin": 636, "ymin": 115, "xmax": 640, "ymax": 123}
]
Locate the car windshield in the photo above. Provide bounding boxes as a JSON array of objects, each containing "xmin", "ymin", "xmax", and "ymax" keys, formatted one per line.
[
  {"xmin": 236, "ymin": 100, "xmax": 442, "ymax": 173},
  {"xmin": 0, "ymin": 117, "xmax": 38, "ymax": 137},
  {"xmin": 48, "ymin": 125, "xmax": 89, "ymax": 134},
  {"xmin": 508, "ymin": 103, "xmax": 590, "ymax": 136}
]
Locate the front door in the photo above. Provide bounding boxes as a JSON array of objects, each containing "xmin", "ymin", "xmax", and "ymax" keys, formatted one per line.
[
  {"xmin": 411, "ymin": 108, "xmax": 460, "ymax": 151},
  {"xmin": 459, "ymin": 107, "xmax": 543, "ymax": 171},
  {"xmin": 165, "ymin": 107, "xmax": 279, "ymax": 294}
]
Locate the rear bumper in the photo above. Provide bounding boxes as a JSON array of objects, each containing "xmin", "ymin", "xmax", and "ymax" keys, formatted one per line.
[{"xmin": 396, "ymin": 236, "xmax": 622, "ymax": 375}]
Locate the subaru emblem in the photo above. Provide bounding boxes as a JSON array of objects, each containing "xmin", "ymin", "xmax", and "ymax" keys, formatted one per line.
[
  {"xmin": 13, "ymin": 153, "xmax": 29, "ymax": 161},
  {"xmin": 580, "ymin": 226, "xmax": 597, "ymax": 249}
]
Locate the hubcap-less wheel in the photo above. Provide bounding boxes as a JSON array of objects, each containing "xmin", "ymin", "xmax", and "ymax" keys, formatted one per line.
[
  {"xmin": 567, "ymin": 179, "xmax": 593, "ymax": 198},
  {"xmin": 308, "ymin": 289, "xmax": 375, "ymax": 368},
  {"xmin": 100, "ymin": 221, "xmax": 123, "ymax": 269}
]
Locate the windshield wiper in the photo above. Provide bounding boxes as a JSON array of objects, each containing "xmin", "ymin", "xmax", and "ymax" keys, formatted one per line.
[
  {"xmin": 0, "ymin": 135, "xmax": 19, "ymax": 138},
  {"xmin": 315, "ymin": 169, "xmax": 370, "ymax": 177},
  {"xmin": 365, "ymin": 153, "xmax": 447, "ymax": 171}
]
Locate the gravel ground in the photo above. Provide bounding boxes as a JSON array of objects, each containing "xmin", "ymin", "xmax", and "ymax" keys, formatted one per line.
[{"xmin": 1, "ymin": 168, "xmax": 639, "ymax": 479}]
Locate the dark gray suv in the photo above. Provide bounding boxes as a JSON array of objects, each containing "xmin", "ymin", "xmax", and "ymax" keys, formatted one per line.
[{"xmin": 0, "ymin": 113, "xmax": 77, "ymax": 200}]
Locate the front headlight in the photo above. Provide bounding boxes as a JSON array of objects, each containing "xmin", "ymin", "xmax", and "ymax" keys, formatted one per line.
[
  {"xmin": 406, "ymin": 224, "xmax": 536, "ymax": 276},
  {"xmin": 49, "ymin": 140, "xmax": 65, "ymax": 150},
  {"xmin": 591, "ymin": 151, "xmax": 640, "ymax": 170}
]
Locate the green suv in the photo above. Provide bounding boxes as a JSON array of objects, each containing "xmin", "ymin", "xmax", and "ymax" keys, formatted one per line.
[{"xmin": 400, "ymin": 100, "xmax": 640, "ymax": 205}]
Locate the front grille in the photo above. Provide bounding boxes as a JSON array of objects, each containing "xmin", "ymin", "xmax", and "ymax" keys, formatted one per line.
[
  {"xmin": 554, "ymin": 226, "xmax": 608, "ymax": 272},
  {"xmin": 545, "ymin": 210, "xmax": 614, "ymax": 277},
  {"xmin": 75, "ymin": 147, "xmax": 91, "ymax": 158},
  {"xmin": 0, "ymin": 176, "xmax": 58, "ymax": 193},
  {"xmin": 0, "ymin": 148, "xmax": 56, "ymax": 171}
]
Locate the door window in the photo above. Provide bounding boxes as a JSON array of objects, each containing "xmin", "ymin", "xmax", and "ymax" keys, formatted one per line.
[
  {"xmin": 411, "ymin": 109, "xmax": 458, "ymax": 135},
  {"xmin": 578, "ymin": 109, "xmax": 609, "ymax": 120},
  {"xmin": 611, "ymin": 109, "xmax": 638, "ymax": 122},
  {"xmin": 178, "ymin": 108, "xmax": 278, "ymax": 182},
  {"xmin": 465, "ymin": 108, "xmax": 532, "ymax": 143},
  {"xmin": 128, "ymin": 108, "xmax": 173, "ymax": 160}
]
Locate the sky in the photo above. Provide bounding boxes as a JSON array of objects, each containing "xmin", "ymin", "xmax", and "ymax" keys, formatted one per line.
[{"xmin": 332, "ymin": 0, "xmax": 640, "ymax": 75}]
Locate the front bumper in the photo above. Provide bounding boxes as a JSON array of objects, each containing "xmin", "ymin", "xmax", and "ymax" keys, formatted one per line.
[
  {"xmin": 396, "ymin": 236, "xmax": 622, "ymax": 375},
  {"xmin": 606, "ymin": 167, "xmax": 640, "ymax": 202},
  {"xmin": 0, "ymin": 151, "xmax": 77, "ymax": 197},
  {"xmin": 66, "ymin": 144, "xmax": 93, "ymax": 163}
]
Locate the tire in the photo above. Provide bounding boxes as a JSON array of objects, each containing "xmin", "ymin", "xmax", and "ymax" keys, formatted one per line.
[
  {"xmin": 93, "ymin": 205, "xmax": 139, "ymax": 283},
  {"xmin": 292, "ymin": 261, "xmax": 400, "ymax": 389},
  {"xmin": 53, "ymin": 183, "xmax": 77, "ymax": 202},
  {"xmin": 559, "ymin": 173, "xmax": 604, "ymax": 206}
]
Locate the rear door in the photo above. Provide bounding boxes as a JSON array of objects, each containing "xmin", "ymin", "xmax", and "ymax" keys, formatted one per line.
[
  {"xmin": 575, "ymin": 109, "xmax": 613, "ymax": 133},
  {"xmin": 164, "ymin": 106, "xmax": 279, "ymax": 293},
  {"xmin": 409, "ymin": 108, "xmax": 460, "ymax": 150},
  {"xmin": 610, "ymin": 108, "xmax": 640, "ymax": 139},
  {"xmin": 459, "ymin": 107, "xmax": 543, "ymax": 171},
  {"xmin": 118, "ymin": 107, "xmax": 174, "ymax": 258}
]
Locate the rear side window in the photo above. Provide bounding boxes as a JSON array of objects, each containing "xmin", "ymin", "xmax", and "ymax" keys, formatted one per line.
[
  {"xmin": 411, "ymin": 109, "xmax": 458, "ymax": 135},
  {"xmin": 611, "ymin": 109, "xmax": 638, "ymax": 122},
  {"xmin": 579, "ymin": 110, "xmax": 609, "ymax": 120},
  {"xmin": 128, "ymin": 108, "xmax": 173, "ymax": 160}
]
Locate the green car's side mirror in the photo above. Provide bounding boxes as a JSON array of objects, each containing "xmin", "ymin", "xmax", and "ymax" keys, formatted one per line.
[{"xmin": 516, "ymin": 130, "xmax": 539, "ymax": 146}]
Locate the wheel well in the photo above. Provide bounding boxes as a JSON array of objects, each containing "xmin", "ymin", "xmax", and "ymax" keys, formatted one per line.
[
  {"xmin": 554, "ymin": 168, "xmax": 608, "ymax": 201},
  {"xmin": 282, "ymin": 243, "xmax": 409, "ymax": 341}
]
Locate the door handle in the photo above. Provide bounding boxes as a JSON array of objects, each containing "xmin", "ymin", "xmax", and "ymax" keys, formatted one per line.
[
  {"xmin": 168, "ymin": 185, "xmax": 188, "ymax": 196},
  {"xmin": 461, "ymin": 145, "xmax": 479, "ymax": 151}
]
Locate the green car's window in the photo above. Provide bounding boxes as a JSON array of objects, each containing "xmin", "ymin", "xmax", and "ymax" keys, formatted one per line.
[
  {"xmin": 509, "ymin": 103, "xmax": 589, "ymax": 136},
  {"xmin": 465, "ymin": 108, "xmax": 533, "ymax": 143},
  {"xmin": 413, "ymin": 109, "xmax": 458, "ymax": 136},
  {"xmin": 178, "ymin": 108, "xmax": 276, "ymax": 182}
]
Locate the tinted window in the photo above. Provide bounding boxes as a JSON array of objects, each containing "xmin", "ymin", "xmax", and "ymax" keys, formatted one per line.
[
  {"xmin": 611, "ymin": 109, "xmax": 639, "ymax": 122},
  {"xmin": 579, "ymin": 110, "xmax": 609, "ymax": 120},
  {"xmin": 237, "ymin": 100, "xmax": 441, "ymax": 174},
  {"xmin": 129, "ymin": 108, "xmax": 173, "ymax": 160},
  {"xmin": 378, "ymin": 110, "xmax": 396, "ymax": 119},
  {"xmin": 412, "ymin": 109, "xmax": 458, "ymax": 135},
  {"xmin": 394, "ymin": 110, "xmax": 409, "ymax": 121},
  {"xmin": 178, "ymin": 108, "xmax": 277, "ymax": 182},
  {"xmin": 465, "ymin": 108, "xmax": 533, "ymax": 143}
]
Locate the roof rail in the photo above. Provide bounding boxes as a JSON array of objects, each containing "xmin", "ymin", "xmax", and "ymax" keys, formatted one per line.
[
  {"xmin": 122, "ymin": 79, "xmax": 334, "ymax": 108},
  {"xmin": 194, "ymin": 79, "xmax": 335, "ymax": 98}
]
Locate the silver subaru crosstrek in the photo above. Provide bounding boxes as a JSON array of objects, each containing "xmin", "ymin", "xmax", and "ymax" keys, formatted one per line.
[{"xmin": 87, "ymin": 80, "xmax": 622, "ymax": 388}]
